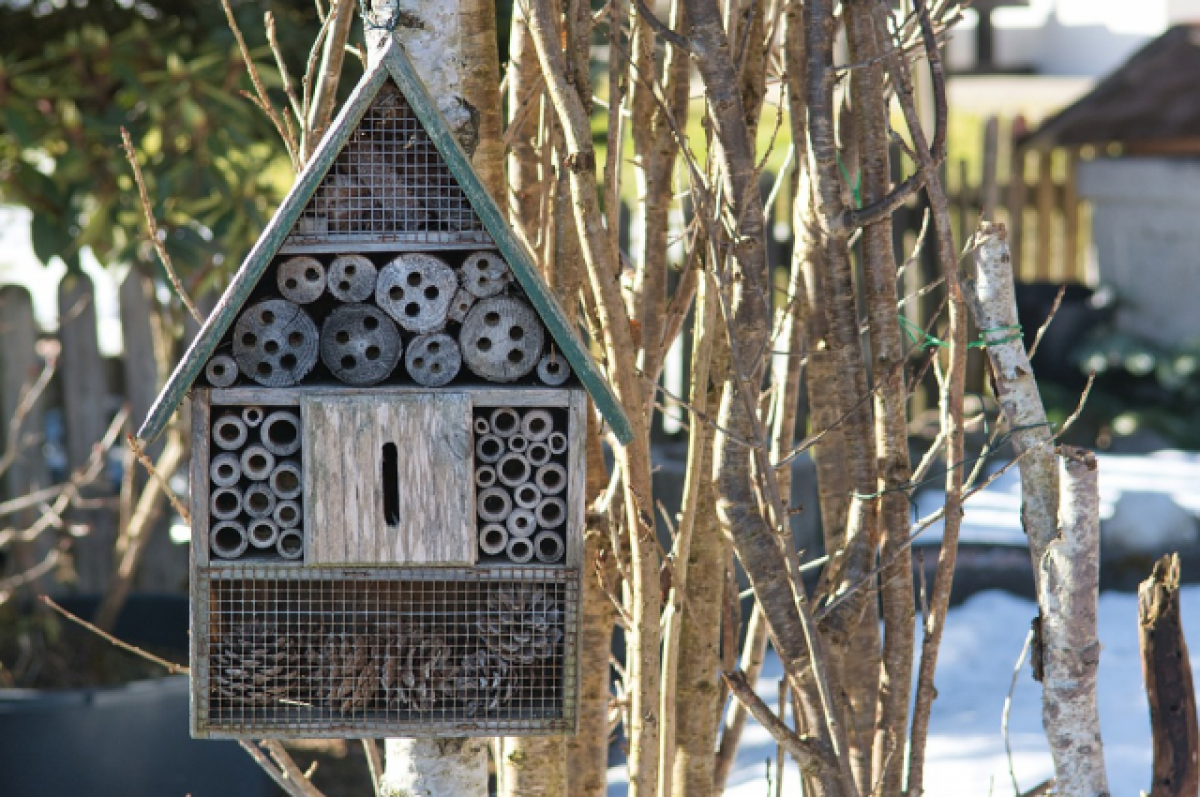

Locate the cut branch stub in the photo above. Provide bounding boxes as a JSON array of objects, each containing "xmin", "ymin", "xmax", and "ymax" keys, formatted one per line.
[
  {"xmin": 447, "ymin": 288, "xmax": 476, "ymax": 323},
  {"xmin": 327, "ymin": 254, "xmax": 378, "ymax": 302},
  {"xmin": 460, "ymin": 298, "xmax": 545, "ymax": 382},
  {"xmin": 205, "ymin": 354, "xmax": 238, "ymax": 387},
  {"xmin": 320, "ymin": 304, "xmax": 403, "ymax": 386},
  {"xmin": 277, "ymin": 256, "xmax": 327, "ymax": 304},
  {"xmin": 232, "ymin": 299, "xmax": 319, "ymax": 387},
  {"xmin": 536, "ymin": 352, "xmax": 571, "ymax": 386},
  {"xmin": 376, "ymin": 254, "xmax": 458, "ymax": 333},
  {"xmin": 405, "ymin": 332, "xmax": 462, "ymax": 387},
  {"xmin": 461, "ymin": 251, "xmax": 511, "ymax": 298}
]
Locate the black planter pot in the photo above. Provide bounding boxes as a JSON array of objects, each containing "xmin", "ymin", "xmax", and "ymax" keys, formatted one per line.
[{"xmin": 0, "ymin": 595, "xmax": 273, "ymax": 797}]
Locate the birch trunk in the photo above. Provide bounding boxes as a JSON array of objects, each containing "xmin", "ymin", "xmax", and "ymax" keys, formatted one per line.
[
  {"xmin": 381, "ymin": 739, "xmax": 488, "ymax": 797},
  {"xmin": 1040, "ymin": 447, "xmax": 1109, "ymax": 797}
]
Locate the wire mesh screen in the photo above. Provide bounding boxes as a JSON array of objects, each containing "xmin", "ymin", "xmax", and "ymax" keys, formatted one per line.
[
  {"xmin": 196, "ymin": 566, "xmax": 578, "ymax": 737},
  {"xmin": 290, "ymin": 80, "xmax": 491, "ymax": 247}
]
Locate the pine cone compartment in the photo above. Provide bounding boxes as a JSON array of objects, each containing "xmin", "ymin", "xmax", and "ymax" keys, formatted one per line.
[
  {"xmin": 380, "ymin": 627, "xmax": 458, "ymax": 713},
  {"xmin": 311, "ymin": 631, "xmax": 379, "ymax": 713},
  {"xmin": 478, "ymin": 586, "xmax": 565, "ymax": 665},
  {"xmin": 212, "ymin": 623, "xmax": 299, "ymax": 707}
]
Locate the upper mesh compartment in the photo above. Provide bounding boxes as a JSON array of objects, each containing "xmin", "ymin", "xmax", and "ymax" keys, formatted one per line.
[{"xmin": 288, "ymin": 81, "xmax": 490, "ymax": 247}]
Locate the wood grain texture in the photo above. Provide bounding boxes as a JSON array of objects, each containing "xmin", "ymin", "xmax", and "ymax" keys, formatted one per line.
[
  {"xmin": 303, "ymin": 394, "xmax": 474, "ymax": 565},
  {"xmin": 566, "ymin": 390, "xmax": 586, "ymax": 568},
  {"xmin": 211, "ymin": 386, "xmax": 571, "ymax": 407},
  {"xmin": 191, "ymin": 391, "xmax": 212, "ymax": 572}
]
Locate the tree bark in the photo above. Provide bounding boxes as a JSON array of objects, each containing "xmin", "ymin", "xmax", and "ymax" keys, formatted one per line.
[
  {"xmin": 305, "ymin": 0, "xmax": 356, "ymax": 155},
  {"xmin": 1140, "ymin": 553, "xmax": 1199, "ymax": 797},
  {"xmin": 381, "ymin": 739, "xmax": 487, "ymax": 797}
]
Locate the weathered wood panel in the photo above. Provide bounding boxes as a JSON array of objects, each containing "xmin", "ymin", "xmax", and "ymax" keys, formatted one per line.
[
  {"xmin": 212, "ymin": 385, "xmax": 572, "ymax": 408},
  {"xmin": 191, "ymin": 390, "xmax": 212, "ymax": 568},
  {"xmin": 566, "ymin": 390, "xmax": 586, "ymax": 568},
  {"xmin": 303, "ymin": 394, "xmax": 474, "ymax": 565}
]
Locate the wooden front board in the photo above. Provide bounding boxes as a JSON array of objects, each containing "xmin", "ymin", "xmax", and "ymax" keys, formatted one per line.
[{"xmin": 302, "ymin": 393, "xmax": 474, "ymax": 565}]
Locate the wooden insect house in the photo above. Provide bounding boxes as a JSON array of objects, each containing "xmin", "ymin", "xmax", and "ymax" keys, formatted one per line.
[{"xmin": 138, "ymin": 37, "xmax": 632, "ymax": 739}]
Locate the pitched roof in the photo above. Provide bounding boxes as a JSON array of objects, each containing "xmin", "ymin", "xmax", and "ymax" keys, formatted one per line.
[
  {"xmin": 137, "ymin": 36, "xmax": 633, "ymax": 445},
  {"xmin": 1024, "ymin": 25, "xmax": 1200, "ymax": 151}
]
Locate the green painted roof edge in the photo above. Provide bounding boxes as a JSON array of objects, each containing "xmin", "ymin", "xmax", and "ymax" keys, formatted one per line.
[{"xmin": 138, "ymin": 37, "xmax": 633, "ymax": 445}]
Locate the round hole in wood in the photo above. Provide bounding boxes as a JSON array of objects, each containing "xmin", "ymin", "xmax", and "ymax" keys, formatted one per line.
[
  {"xmin": 365, "ymin": 345, "xmax": 381, "ymax": 361},
  {"xmin": 404, "ymin": 302, "xmax": 420, "ymax": 317},
  {"xmin": 280, "ymin": 354, "xmax": 297, "ymax": 370},
  {"xmin": 338, "ymin": 280, "xmax": 351, "ymax": 293},
  {"xmin": 509, "ymin": 326, "xmax": 524, "ymax": 341},
  {"xmin": 341, "ymin": 355, "xmax": 356, "ymax": 369},
  {"xmin": 428, "ymin": 340, "xmax": 441, "ymax": 354},
  {"xmin": 406, "ymin": 272, "xmax": 422, "ymax": 287},
  {"xmin": 344, "ymin": 264, "xmax": 356, "ymax": 276},
  {"xmin": 424, "ymin": 286, "xmax": 439, "ymax": 300},
  {"xmin": 261, "ymin": 310, "xmax": 275, "ymax": 324},
  {"xmin": 336, "ymin": 330, "xmax": 350, "ymax": 344},
  {"xmin": 363, "ymin": 315, "xmax": 379, "ymax": 331},
  {"xmin": 285, "ymin": 278, "xmax": 298, "ymax": 290},
  {"xmin": 288, "ymin": 331, "xmax": 305, "ymax": 347},
  {"xmin": 484, "ymin": 312, "xmax": 500, "ymax": 327},
  {"xmin": 507, "ymin": 350, "xmax": 524, "ymax": 364},
  {"xmin": 477, "ymin": 337, "xmax": 492, "ymax": 351},
  {"xmin": 264, "ymin": 340, "xmax": 280, "ymax": 354},
  {"xmin": 242, "ymin": 333, "xmax": 257, "ymax": 347},
  {"xmin": 389, "ymin": 286, "xmax": 404, "ymax": 301},
  {"xmin": 256, "ymin": 362, "xmax": 272, "ymax": 376},
  {"xmin": 305, "ymin": 268, "xmax": 320, "ymax": 281}
]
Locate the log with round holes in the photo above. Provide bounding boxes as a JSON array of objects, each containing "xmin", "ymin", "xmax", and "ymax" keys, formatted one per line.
[
  {"xmin": 244, "ymin": 483, "xmax": 277, "ymax": 519},
  {"xmin": 319, "ymin": 304, "xmax": 402, "ymax": 386},
  {"xmin": 277, "ymin": 256, "xmax": 327, "ymax": 304},
  {"xmin": 536, "ymin": 497, "xmax": 567, "ymax": 529},
  {"xmin": 232, "ymin": 299, "xmax": 319, "ymax": 387},
  {"xmin": 535, "ymin": 463, "xmax": 567, "ymax": 496},
  {"xmin": 376, "ymin": 254, "xmax": 458, "ymax": 333},
  {"xmin": 247, "ymin": 517, "xmax": 280, "ymax": 549},
  {"xmin": 240, "ymin": 445, "xmax": 276, "ymax": 481},
  {"xmin": 521, "ymin": 409, "xmax": 553, "ymax": 441},
  {"xmin": 211, "ymin": 520, "xmax": 249, "ymax": 559},
  {"xmin": 506, "ymin": 508, "xmax": 536, "ymax": 538},
  {"xmin": 489, "ymin": 407, "xmax": 520, "ymax": 438},
  {"xmin": 274, "ymin": 499, "xmax": 302, "ymax": 529},
  {"xmin": 547, "ymin": 431, "xmax": 568, "ymax": 456},
  {"xmin": 210, "ymin": 453, "xmax": 242, "ymax": 488},
  {"xmin": 212, "ymin": 416, "xmax": 248, "ymax": 451},
  {"xmin": 210, "ymin": 487, "xmax": 243, "ymax": 521},
  {"xmin": 474, "ymin": 465, "xmax": 497, "ymax": 489},
  {"xmin": 527, "ymin": 441, "xmax": 551, "ymax": 467},
  {"xmin": 533, "ymin": 531, "xmax": 564, "ymax": 564},
  {"xmin": 404, "ymin": 332, "xmax": 461, "ymax": 387},
  {"xmin": 497, "ymin": 453, "xmax": 532, "ymax": 488},
  {"xmin": 475, "ymin": 434, "xmax": 504, "ymax": 464},
  {"xmin": 479, "ymin": 523, "xmax": 508, "ymax": 556},
  {"xmin": 269, "ymin": 460, "xmax": 303, "ymax": 500},
  {"xmin": 241, "ymin": 406, "xmax": 265, "ymax": 428},
  {"xmin": 276, "ymin": 529, "xmax": 304, "ymax": 560},
  {"xmin": 473, "ymin": 416, "xmax": 491, "ymax": 435},
  {"xmin": 260, "ymin": 411, "xmax": 303, "ymax": 457},
  {"xmin": 477, "ymin": 487, "xmax": 513, "ymax": 523},
  {"xmin": 326, "ymin": 254, "xmax": 377, "ymax": 302},
  {"xmin": 536, "ymin": 352, "xmax": 572, "ymax": 386},
  {"xmin": 506, "ymin": 535, "xmax": 534, "ymax": 564},
  {"xmin": 447, "ymin": 288, "xmax": 476, "ymax": 323},
  {"xmin": 205, "ymin": 354, "xmax": 238, "ymax": 388},
  {"xmin": 461, "ymin": 251, "xmax": 510, "ymax": 298},
  {"xmin": 460, "ymin": 298, "xmax": 545, "ymax": 382},
  {"xmin": 508, "ymin": 434, "xmax": 529, "ymax": 454},
  {"xmin": 513, "ymin": 482, "xmax": 542, "ymax": 510}
]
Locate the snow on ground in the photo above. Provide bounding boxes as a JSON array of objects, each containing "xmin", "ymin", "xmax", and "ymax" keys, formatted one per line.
[{"xmin": 609, "ymin": 585, "xmax": 1200, "ymax": 796}]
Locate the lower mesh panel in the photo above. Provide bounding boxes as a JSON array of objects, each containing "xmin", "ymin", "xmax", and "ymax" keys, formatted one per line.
[{"xmin": 196, "ymin": 566, "xmax": 578, "ymax": 737}]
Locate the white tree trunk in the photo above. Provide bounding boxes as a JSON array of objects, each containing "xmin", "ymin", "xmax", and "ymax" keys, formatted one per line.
[{"xmin": 382, "ymin": 739, "xmax": 488, "ymax": 797}]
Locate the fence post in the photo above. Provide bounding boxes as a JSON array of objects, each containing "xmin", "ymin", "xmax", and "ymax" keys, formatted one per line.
[
  {"xmin": 1063, "ymin": 150, "xmax": 1081, "ymax": 283},
  {"xmin": 1034, "ymin": 149, "xmax": 1056, "ymax": 281},
  {"xmin": 1006, "ymin": 117, "xmax": 1028, "ymax": 278}
]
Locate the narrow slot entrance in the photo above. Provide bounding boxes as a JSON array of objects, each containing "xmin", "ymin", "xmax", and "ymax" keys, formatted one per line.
[{"xmin": 382, "ymin": 442, "xmax": 400, "ymax": 525}]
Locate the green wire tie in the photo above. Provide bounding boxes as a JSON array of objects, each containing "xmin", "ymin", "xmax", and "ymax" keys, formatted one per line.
[{"xmin": 899, "ymin": 316, "xmax": 1023, "ymax": 351}]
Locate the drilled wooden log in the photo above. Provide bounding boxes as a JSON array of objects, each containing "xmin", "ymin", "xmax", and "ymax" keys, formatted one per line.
[
  {"xmin": 535, "ymin": 463, "xmax": 567, "ymax": 496},
  {"xmin": 497, "ymin": 453, "xmax": 532, "ymax": 487},
  {"xmin": 244, "ymin": 483, "xmax": 276, "ymax": 519},
  {"xmin": 327, "ymin": 254, "xmax": 378, "ymax": 302},
  {"xmin": 261, "ymin": 411, "xmax": 303, "ymax": 457},
  {"xmin": 240, "ymin": 445, "xmax": 276, "ymax": 481},
  {"xmin": 520, "ymin": 409, "xmax": 553, "ymax": 441},
  {"xmin": 448, "ymin": 288, "xmax": 476, "ymax": 323},
  {"xmin": 210, "ymin": 453, "xmax": 242, "ymax": 488},
  {"xmin": 489, "ymin": 407, "xmax": 521, "ymax": 437},
  {"xmin": 269, "ymin": 460, "xmax": 303, "ymax": 500},
  {"xmin": 319, "ymin": 304, "xmax": 403, "ymax": 386},
  {"xmin": 211, "ymin": 520, "xmax": 248, "ymax": 559},
  {"xmin": 461, "ymin": 251, "xmax": 511, "ymax": 298},
  {"xmin": 460, "ymin": 298, "xmax": 545, "ymax": 382},
  {"xmin": 478, "ymin": 487, "xmax": 513, "ymax": 523},
  {"xmin": 276, "ymin": 529, "xmax": 304, "ymax": 560},
  {"xmin": 526, "ymin": 441, "xmax": 551, "ymax": 467},
  {"xmin": 475, "ymin": 434, "xmax": 505, "ymax": 464},
  {"xmin": 376, "ymin": 254, "xmax": 458, "ymax": 333},
  {"xmin": 277, "ymin": 256, "xmax": 327, "ymax": 304},
  {"xmin": 480, "ymin": 523, "xmax": 508, "ymax": 556},
  {"xmin": 205, "ymin": 354, "xmax": 238, "ymax": 388},
  {"xmin": 533, "ymin": 531, "xmax": 564, "ymax": 564},
  {"xmin": 241, "ymin": 406, "xmax": 265, "ymax": 428},
  {"xmin": 506, "ymin": 535, "xmax": 534, "ymax": 564},
  {"xmin": 506, "ymin": 508, "xmax": 536, "ymax": 538},
  {"xmin": 536, "ymin": 352, "xmax": 571, "ymax": 386},
  {"xmin": 232, "ymin": 299, "xmax": 319, "ymax": 387},
  {"xmin": 513, "ymin": 482, "xmax": 542, "ymax": 510},
  {"xmin": 212, "ymin": 415, "xmax": 248, "ymax": 451},
  {"xmin": 405, "ymin": 332, "xmax": 462, "ymax": 387},
  {"xmin": 247, "ymin": 517, "xmax": 280, "ymax": 550},
  {"xmin": 475, "ymin": 466, "xmax": 497, "ymax": 489},
  {"xmin": 210, "ymin": 487, "xmax": 243, "ymax": 521},
  {"xmin": 547, "ymin": 431, "xmax": 567, "ymax": 456},
  {"xmin": 535, "ymin": 497, "xmax": 566, "ymax": 529},
  {"xmin": 274, "ymin": 500, "xmax": 302, "ymax": 529}
]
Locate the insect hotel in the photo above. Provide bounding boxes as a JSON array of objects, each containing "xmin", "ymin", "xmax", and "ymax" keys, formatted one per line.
[{"xmin": 138, "ymin": 37, "xmax": 632, "ymax": 739}]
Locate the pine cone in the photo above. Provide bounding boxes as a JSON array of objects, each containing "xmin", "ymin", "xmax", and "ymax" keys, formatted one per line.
[
  {"xmin": 380, "ymin": 627, "xmax": 458, "ymax": 713},
  {"xmin": 456, "ymin": 649, "xmax": 513, "ymax": 716},
  {"xmin": 212, "ymin": 623, "xmax": 299, "ymax": 706},
  {"xmin": 311, "ymin": 631, "xmax": 379, "ymax": 712},
  {"xmin": 477, "ymin": 585, "xmax": 565, "ymax": 665}
]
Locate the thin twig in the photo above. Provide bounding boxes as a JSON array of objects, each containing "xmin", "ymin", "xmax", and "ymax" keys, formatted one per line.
[
  {"xmin": 41, "ymin": 595, "xmax": 188, "ymax": 675},
  {"xmin": 1003, "ymin": 629, "xmax": 1034, "ymax": 797},
  {"xmin": 127, "ymin": 434, "xmax": 190, "ymax": 524}
]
